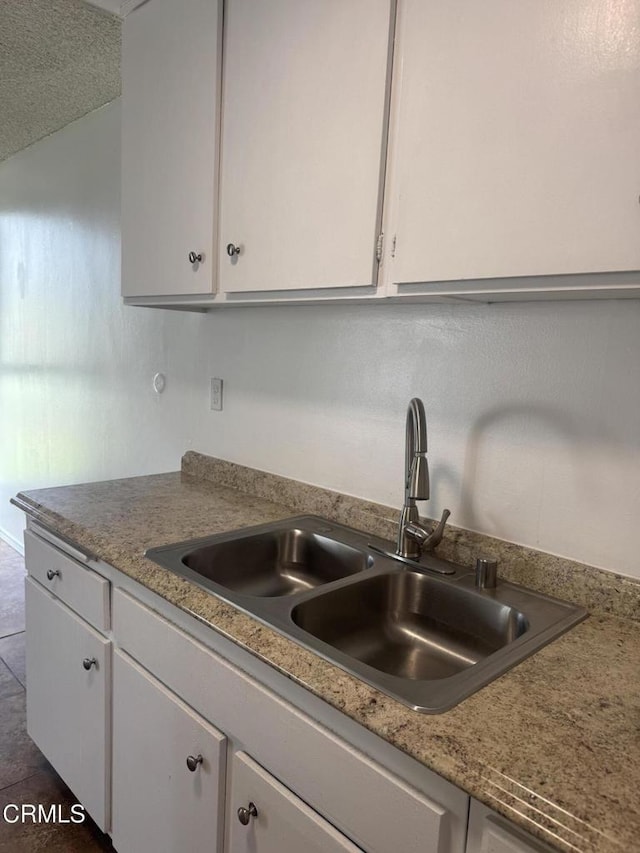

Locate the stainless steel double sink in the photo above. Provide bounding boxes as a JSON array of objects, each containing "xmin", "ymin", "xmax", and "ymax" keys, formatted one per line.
[{"xmin": 146, "ymin": 516, "xmax": 586, "ymax": 713}]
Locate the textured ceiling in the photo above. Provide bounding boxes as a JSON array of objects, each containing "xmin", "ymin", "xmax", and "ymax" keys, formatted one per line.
[{"xmin": 0, "ymin": 0, "xmax": 121, "ymax": 162}]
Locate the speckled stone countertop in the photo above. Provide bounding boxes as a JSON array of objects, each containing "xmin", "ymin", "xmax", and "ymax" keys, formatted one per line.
[{"xmin": 13, "ymin": 453, "xmax": 640, "ymax": 853}]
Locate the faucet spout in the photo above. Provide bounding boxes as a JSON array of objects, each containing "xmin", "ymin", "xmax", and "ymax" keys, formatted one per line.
[
  {"xmin": 396, "ymin": 398, "xmax": 450, "ymax": 560},
  {"xmin": 405, "ymin": 398, "xmax": 429, "ymax": 501}
]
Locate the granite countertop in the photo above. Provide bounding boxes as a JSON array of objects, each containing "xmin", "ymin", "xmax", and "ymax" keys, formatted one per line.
[{"xmin": 13, "ymin": 454, "xmax": 640, "ymax": 853}]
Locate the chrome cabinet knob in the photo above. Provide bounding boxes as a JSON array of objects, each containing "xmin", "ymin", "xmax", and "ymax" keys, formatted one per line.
[
  {"xmin": 188, "ymin": 251, "xmax": 203, "ymax": 264},
  {"xmin": 226, "ymin": 243, "xmax": 241, "ymax": 258},
  {"xmin": 186, "ymin": 754, "xmax": 203, "ymax": 772},
  {"xmin": 237, "ymin": 802, "xmax": 258, "ymax": 825},
  {"xmin": 46, "ymin": 569, "xmax": 61, "ymax": 580},
  {"xmin": 82, "ymin": 657, "xmax": 97, "ymax": 671}
]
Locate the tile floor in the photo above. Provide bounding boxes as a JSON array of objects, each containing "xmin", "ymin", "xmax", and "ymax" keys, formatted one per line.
[{"xmin": 0, "ymin": 538, "xmax": 113, "ymax": 852}]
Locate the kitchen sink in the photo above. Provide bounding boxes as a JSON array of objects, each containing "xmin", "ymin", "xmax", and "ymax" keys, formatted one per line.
[
  {"xmin": 291, "ymin": 571, "xmax": 528, "ymax": 681},
  {"xmin": 146, "ymin": 515, "xmax": 587, "ymax": 713},
  {"xmin": 181, "ymin": 527, "xmax": 371, "ymax": 597}
]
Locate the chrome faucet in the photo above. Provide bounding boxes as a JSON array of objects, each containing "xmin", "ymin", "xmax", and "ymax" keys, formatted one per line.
[{"xmin": 396, "ymin": 398, "xmax": 450, "ymax": 559}]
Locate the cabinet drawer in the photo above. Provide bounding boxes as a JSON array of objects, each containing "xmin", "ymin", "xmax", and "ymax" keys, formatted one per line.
[
  {"xmin": 228, "ymin": 751, "xmax": 362, "ymax": 853},
  {"xmin": 114, "ymin": 587, "xmax": 466, "ymax": 853},
  {"xmin": 25, "ymin": 530, "xmax": 109, "ymax": 631}
]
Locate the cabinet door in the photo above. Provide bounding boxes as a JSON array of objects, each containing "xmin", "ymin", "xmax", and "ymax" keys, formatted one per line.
[
  {"xmin": 227, "ymin": 751, "xmax": 363, "ymax": 853},
  {"xmin": 466, "ymin": 800, "xmax": 557, "ymax": 853},
  {"xmin": 25, "ymin": 578, "xmax": 110, "ymax": 831},
  {"xmin": 219, "ymin": 0, "xmax": 394, "ymax": 294},
  {"xmin": 112, "ymin": 650, "xmax": 226, "ymax": 853},
  {"xmin": 386, "ymin": 0, "xmax": 640, "ymax": 287},
  {"xmin": 121, "ymin": 0, "xmax": 222, "ymax": 298}
]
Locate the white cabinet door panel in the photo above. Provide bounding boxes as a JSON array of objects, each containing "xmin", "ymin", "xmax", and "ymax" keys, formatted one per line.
[
  {"xmin": 466, "ymin": 800, "xmax": 557, "ymax": 853},
  {"xmin": 227, "ymin": 752, "xmax": 363, "ymax": 853},
  {"xmin": 25, "ymin": 578, "xmax": 110, "ymax": 831},
  {"xmin": 112, "ymin": 650, "xmax": 226, "ymax": 853},
  {"xmin": 387, "ymin": 0, "xmax": 640, "ymax": 285},
  {"xmin": 121, "ymin": 0, "xmax": 222, "ymax": 297},
  {"xmin": 220, "ymin": 0, "xmax": 394, "ymax": 293}
]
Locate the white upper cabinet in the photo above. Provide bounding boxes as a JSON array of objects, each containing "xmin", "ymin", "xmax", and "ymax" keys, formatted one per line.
[
  {"xmin": 384, "ymin": 0, "xmax": 640, "ymax": 289},
  {"xmin": 121, "ymin": 0, "xmax": 222, "ymax": 299},
  {"xmin": 119, "ymin": 0, "xmax": 640, "ymax": 306},
  {"xmin": 218, "ymin": 0, "xmax": 394, "ymax": 295}
]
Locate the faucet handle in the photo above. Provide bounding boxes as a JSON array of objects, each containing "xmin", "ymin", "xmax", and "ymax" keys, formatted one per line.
[
  {"xmin": 427, "ymin": 509, "xmax": 450, "ymax": 550},
  {"xmin": 404, "ymin": 509, "xmax": 450, "ymax": 552}
]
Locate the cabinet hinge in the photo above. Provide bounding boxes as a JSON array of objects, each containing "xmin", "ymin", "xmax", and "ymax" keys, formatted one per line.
[
  {"xmin": 376, "ymin": 233, "xmax": 384, "ymax": 263},
  {"xmin": 391, "ymin": 235, "xmax": 397, "ymax": 259}
]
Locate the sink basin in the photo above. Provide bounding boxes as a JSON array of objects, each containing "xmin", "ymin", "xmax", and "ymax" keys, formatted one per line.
[
  {"xmin": 181, "ymin": 527, "xmax": 371, "ymax": 597},
  {"xmin": 291, "ymin": 571, "xmax": 528, "ymax": 681},
  {"xmin": 146, "ymin": 517, "xmax": 373, "ymax": 599},
  {"xmin": 146, "ymin": 515, "xmax": 587, "ymax": 713}
]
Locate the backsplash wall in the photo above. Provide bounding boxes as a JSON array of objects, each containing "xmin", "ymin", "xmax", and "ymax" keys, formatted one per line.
[
  {"xmin": 1, "ymin": 100, "xmax": 639, "ymax": 579},
  {"xmin": 188, "ymin": 298, "xmax": 640, "ymax": 579}
]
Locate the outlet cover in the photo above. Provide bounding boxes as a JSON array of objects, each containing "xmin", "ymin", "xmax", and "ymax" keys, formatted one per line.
[{"xmin": 210, "ymin": 378, "xmax": 223, "ymax": 411}]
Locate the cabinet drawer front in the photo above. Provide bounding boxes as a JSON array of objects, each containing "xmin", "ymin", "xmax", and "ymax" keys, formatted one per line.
[
  {"xmin": 112, "ymin": 650, "xmax": 226, "ymax": 853},
  {"xmin": 25, "ymin": 578, "xmax": 110, "ymax": 831},
  {"xmin": 228, "ymin": 751, "xmax": 363, "ymax": 853},
  {"xmin": 25, "ymin": 530, "xmax": 109, "ymax": 631},
  {"xmin": 114, "ymin": 588, "xmax": 458, "ymax": 853}
]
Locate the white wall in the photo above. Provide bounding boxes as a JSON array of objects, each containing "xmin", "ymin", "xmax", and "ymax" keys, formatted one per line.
[
  {"xmin": 0, "ymin": 101, "xmax": 201, "ymax": 549},
  {"xmin": 1, "ymin": 100, "xmax": 639, "ymax": 579}
]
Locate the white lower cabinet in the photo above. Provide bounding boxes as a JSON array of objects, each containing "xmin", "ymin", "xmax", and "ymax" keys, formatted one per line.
[
  {"xmin": 227, "ymin": 751, "xmax": 362, "ymax": 853},
  {"xmin": 466, "ymin": 800, "xmax": 557, "ymax": 853},
  {"xmin": 112, "ymin": 587, "xmax": 465, "ymax": 853},
  {"xmin": 111, "ymin": 650, "xmax": 226, "ymax": 853},
  {"xmin": 111, "ymin": 648, "xmax": 358, "ymax": 853},
  {"xmin": 25, "ymin": 577, "xmax": 111, "ymax": 831}
]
